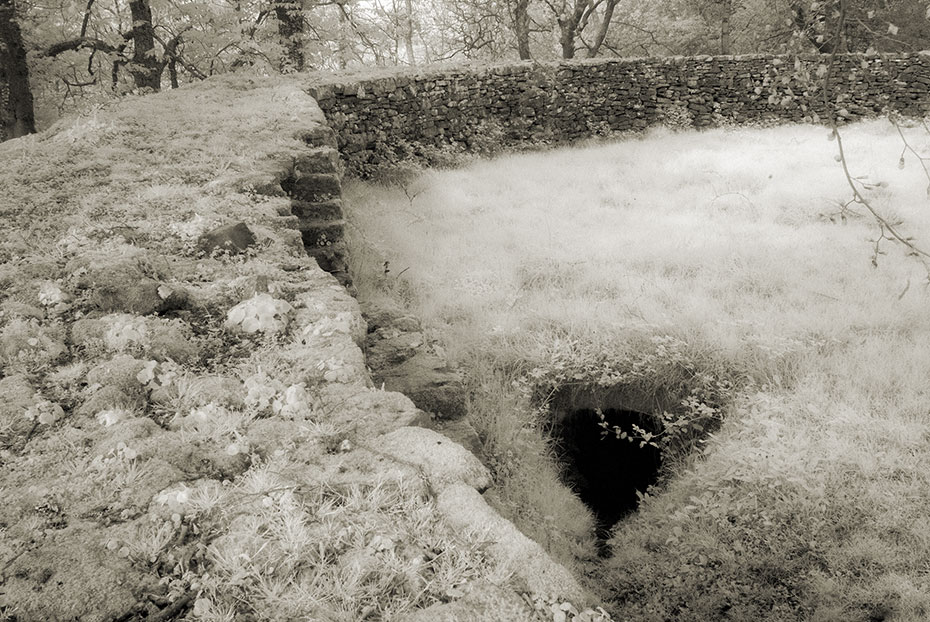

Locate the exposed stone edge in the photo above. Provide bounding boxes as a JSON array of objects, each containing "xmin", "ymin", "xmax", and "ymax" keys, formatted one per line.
[{"xmin": 284, "ymin": 104, "xmax": 595, "ymax": 613}]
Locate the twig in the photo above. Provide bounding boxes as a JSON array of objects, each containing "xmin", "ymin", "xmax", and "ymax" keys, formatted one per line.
[
  {"xmin": 19, "ymin": 421, "xmax": 39, "ymax": 453},
  {"xmin": 147, "ymin": 592, "xmax": 194, "ymax": 622},
  {"xmin": 820, "ymin": 0, "xmax": 930, "ymax": 276},
  {"xmin": 891, "ymin": 119, "xmax": 930, "ymax": 187},
  {"xmin": 1, "ymin": 547, "xmax": 28, "ymax": 573}
]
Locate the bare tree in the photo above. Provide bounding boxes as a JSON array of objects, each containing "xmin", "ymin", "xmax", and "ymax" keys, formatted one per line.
[
  {"xmin": 816, "ymin": 0, "xmax": 930, "ymax": 273},
  {"xmin": 719, "ymin": 0, "xmax": 731, "ymax": 53},
  {"xmin": 553, "ymin": 0, "xmax": 587, "ymax": 58},
  {"xmin": 403, "ymin": 0, "xmax": 415, "ymax": 62},
  {"xmin": 546, "ymin": 0, "xmax": 624, "ymax": 59}
]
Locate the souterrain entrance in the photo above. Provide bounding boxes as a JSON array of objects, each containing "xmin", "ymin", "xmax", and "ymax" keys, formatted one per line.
[{"xmin": 550, "ymin": 405, "xmax": 663, "ymax": 547}]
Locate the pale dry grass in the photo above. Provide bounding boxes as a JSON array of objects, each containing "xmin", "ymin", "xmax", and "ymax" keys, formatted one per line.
[
  {"xmin": 347, "ymin": 121, "xmax": 930, "ymax": 353},
  {"xmin": 345, "ymin": 119, "xmax": 930, "ymax": 620}
]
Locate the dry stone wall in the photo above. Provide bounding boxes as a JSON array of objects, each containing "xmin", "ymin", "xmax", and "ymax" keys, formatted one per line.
[{"xmin": 308, "ymin": 53, "xmax": 930, "ymax": 176}]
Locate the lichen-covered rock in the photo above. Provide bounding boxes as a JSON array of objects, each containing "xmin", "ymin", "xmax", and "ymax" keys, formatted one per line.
[
  {"xmin": 292, "ymin": 286, "xmax": 366, "ymax": 346},
  {"xmin": 86, "ymin": 354, "xmax": 148, "ymax": 394},
  {"xmin": 377, "ymin": 426, "xmax": 490, "ymax": 492},
  {"xmin": 145, "ymin": 318, "xmax": 201, "ymax": 363},
  {"xmin": 0, "ymin": 374, "xmax": 42, "ymax": 437},
  {"xmin": 317, "ymin": 383, "xmax": 421, "ymax": 437},
  {"xmin": 1, "ymin": 522, "xmax": 150, "ymax": 622},
  {"xmin": 278, "ymin": 338, "xmax": 369, "ymax": 386},
  {"xmin": 224, "ymin": 293, "xmax": 293, "ymax": 334},
  {"xmin": 68, "ymin": 250, "xmax": 189, "ymax": 316},
  {"xmin": 71, "ymin": 314, "xmax": 200, "ymax": 362},
  {"xmin": 78, "ymin": 384, "xmax": 145, "ymax": 418},
  {"xmin": 0, "ymin": 299, "xmax": 46, "ymax": 320},
  {"xmin": 0, "ymin": 317, "xmax": 67, "ymax": 371}
]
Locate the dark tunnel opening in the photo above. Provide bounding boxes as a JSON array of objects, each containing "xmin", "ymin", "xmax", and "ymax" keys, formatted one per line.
[{"xmin": 553, "ymin": 408, "xmax": 663, "ymax": 548}]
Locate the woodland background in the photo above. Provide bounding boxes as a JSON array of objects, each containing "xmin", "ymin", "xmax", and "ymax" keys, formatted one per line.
[{"xmin": 1, "ymin": 0, "xmax": 930, "ymax": 142}]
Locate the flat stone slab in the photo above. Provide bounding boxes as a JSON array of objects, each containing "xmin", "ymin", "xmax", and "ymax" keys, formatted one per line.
[{"xmin": 376, "ymin": 426, "xmax": 490, "ymax": 492}]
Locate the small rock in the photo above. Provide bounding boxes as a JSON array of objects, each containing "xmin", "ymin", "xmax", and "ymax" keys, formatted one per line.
[{"xmin": 198, "ymin": 222, "xmax": 257, "ymax": 255}]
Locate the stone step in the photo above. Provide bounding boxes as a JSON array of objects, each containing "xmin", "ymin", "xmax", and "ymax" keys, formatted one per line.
[
  {"xmin": 298, "ymin": 125, "xmax": 337, "ymax": 148},
  {"xmin": 300, "ymin": 221, "xmax": 346, "ymax": 252},
  {"xmin": 282, "ymin": 173, "xmax": 341, "ymax": 203},
  {"xmin": 293, "ymin": 147, "xmax": 342, "ymax": 176},
  {"xmin": 290, "ymin": 198, "xmax": 344, "ymax": 221}
]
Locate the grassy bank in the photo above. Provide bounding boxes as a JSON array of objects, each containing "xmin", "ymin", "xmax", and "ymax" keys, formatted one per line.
[
  {"xmin": 0, "ymin": 75, "xmax": 526, "ymax": 622},
  {"xmin": 345, "ymin": 119, "xmax": 930, "ymax": 620}
]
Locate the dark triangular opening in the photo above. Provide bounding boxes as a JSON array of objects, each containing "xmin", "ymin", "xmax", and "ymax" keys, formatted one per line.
[{"xmin": 552, "ymin": 407, "xmax": 662, "ymax": 548}]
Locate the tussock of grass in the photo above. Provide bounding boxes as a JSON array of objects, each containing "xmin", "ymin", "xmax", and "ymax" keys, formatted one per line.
[{"xmin": 345, "ymin": 119, "xmax": 930, "ymax": 619}]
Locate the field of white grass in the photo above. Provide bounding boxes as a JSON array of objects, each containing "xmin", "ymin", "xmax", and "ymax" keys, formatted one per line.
[{"xmin": 345, "ymin": 120, "xmax": 930, "ymax": 621}]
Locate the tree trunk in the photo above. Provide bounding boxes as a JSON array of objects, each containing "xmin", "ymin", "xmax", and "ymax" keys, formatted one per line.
[
  {"xmin": 274, "ymin": 0, "xmax": 305, "ymax": 72},
  {"xmin": 0, "ymin": 64, "xmax": 9, "ymax": 141},
  {"xmin": 557, "ymin": 0, "xmax": 587, "ymax": 59},
  {"xmin": 719, "ymin": 0, "xmax": 732, "ymax": 54},
  {"xmin": 403, "ymin": 0, "xmax": 415, "ymax": 64},
  {"xmin": 128, "ymin": 0, "xmax": 161, "ymax": 90},
  {"xmin": 0, "ymin": 0, "xmax": 36, "ymax": 139},
  {"xmin": 513, "ymin": 0, "xmax": 531, "ymax": 60},
  {"xmin": 558, "ymin": 20, "xmax": 576, "ymax": 58},
  {"xmin": 585, "ymin": 0, "xmax": 619, "ymax": 58},
  {"xmin": 337, "ymin": 1, "xmax": 348, "ymax": 70},
  {"xmin": 168, "ymin": 58, "xmax": 178, "ymax": 88}
]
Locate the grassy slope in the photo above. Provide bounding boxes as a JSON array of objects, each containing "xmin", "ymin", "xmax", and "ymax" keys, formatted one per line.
[
  {"xmin": 344, "ymin": 120, "xmax": 930, "ymax": 621},
  {"xmin": 0, "ymin": 75, "xmax": 507, "ymax": 622}
]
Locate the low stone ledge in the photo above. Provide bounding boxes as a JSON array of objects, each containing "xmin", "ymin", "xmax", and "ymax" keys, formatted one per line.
[
  {"xmin": 375, "ymin": 426, "xmax": 492, "ymax": 492},
  {"xmin": 436, "ymin": 483, "xmax": 586, "ymax": 603}
]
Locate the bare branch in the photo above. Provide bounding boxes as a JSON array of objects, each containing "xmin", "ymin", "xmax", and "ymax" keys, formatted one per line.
[
  {"xmin": 891, "ymin": 119, "xmax": 930, "ymax": 187},
  {"xmin": 80, "ymin": 0, "xmax": 95, "ymax": 38},
  {"xmin": 45, "ymin": 37, "xmax": 121, "ymax": 57},
  {"xmin": 820, "ymin": 0, "xmax": 930, "ymax": 274}
]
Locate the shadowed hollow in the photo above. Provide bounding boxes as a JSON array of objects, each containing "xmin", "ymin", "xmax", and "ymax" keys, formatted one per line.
[{"xmin": 552, "ymin": 407, "xmax": 662, "ymax": 542}]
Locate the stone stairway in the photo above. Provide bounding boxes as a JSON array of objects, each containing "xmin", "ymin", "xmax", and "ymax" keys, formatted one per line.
[{"xmin": 286, "ymin": 126, "xmax": 352, "ymax": 289}]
